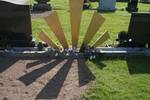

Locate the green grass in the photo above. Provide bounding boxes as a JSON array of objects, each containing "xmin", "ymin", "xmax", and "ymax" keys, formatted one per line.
[
  {"xmin": 31, "ymin": 1, "xmax": 150, "ymax": 100},
  {"xmin": 84, "ymin": 56, "xmax": 150, "ymax": 100},
  {"xmin": 32, "ymin": 1, "xmax": 150, "ymax": 47}
]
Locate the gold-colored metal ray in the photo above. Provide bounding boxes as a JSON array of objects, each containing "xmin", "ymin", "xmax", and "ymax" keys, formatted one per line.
[
  {"xmin": 38, "ymin": 31, "xmax": 59, "ymax": 49},
  {"xmin": 45, "ymin": 11, "xmax": 68, "ymax": 49},
  {"xmin": 69, "ymin": 0, "xmax": 84, "ymax": 48},
  {"xmin": 82, "ymin": 12, "xmax": 105, "ymax": 46},
  {"xmin": 92, "ymin": 31, "xmax": 110, "ymax": 48}
]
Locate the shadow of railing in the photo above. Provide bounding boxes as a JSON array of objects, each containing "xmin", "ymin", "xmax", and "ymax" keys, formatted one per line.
[
  {"xmin": 0, "ymin": 57, "xmax": 19, "ymax": 73},
  {"xmin": 0, "ymin": 55, "xmax": 97, "ymax": 99},
  {"xmin": 18, "ymin": 59, "xmax": 64, "ymax": 86},
  {"xmin": 36, "ymin": 58, "xmax": 74, "ymax": 99},
  {"xmin": 26, "ymin": 58, "xmax": 52, "ymax": 69}
]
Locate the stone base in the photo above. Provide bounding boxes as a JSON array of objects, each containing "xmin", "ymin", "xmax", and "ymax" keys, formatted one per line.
[
  {"xmin": 98, "ymin": 8, "xmax": 116, "ymax": 12},
  {"xmin": 116, "ymin": 0, "xmax": 128, "ymax": 2},
  {"xmin": 126, "ymin": 7, "xmax": 138, "ymax": 12}
]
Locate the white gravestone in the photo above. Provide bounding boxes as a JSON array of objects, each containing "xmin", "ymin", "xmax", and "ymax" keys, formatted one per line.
[{"xmin": 99, "ymin": 0, "xmax": 116, "ymax": 11}]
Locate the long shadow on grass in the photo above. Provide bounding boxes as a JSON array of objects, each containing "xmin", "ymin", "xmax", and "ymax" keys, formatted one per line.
[
  {"xmin": 77, "ymin": 58, "xmax": 96, "ymax": 87},
  {"xmin": 18, "ymin": 59, "xmax": 63, "ymax": 86},
  {"xmin": 126, "ymin": 56, "xmax": 150, "ymax": 74},
  {"xmin": 36, "ymin": 58, "xmax": 74, "ymax": 99},
  {"xmin": 90, "ymin": 57, "xmax": 106, "ymax": 70}
]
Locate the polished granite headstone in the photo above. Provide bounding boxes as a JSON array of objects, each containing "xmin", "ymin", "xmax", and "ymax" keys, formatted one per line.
[
  {"xmin": 128, "ymin": 12, "xmax": 150, "ymax": 46},
  {"xmin": 0, "ymin": 1, "xmax": 34, "ymax": 47},
  {"xmin": 33, "ymin": 0, "xmax": 52, "ymax": 11},
  {"xmin": 117, "ymin": 13, "xmax": 150, "ymax": 47},
  {"xmin": 126, "ymin": 0, "xmax": 138, "ymax": 12}
]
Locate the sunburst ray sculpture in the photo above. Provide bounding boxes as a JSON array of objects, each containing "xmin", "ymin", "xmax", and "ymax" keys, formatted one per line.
[
  {"xmin": 38, "ymin": 0, "xmax": 110, "ymax": 52},
  {"xmin": 81, "ymin": 12, "xmax": 105, "ymax": 46},
  {"xmin": 38, "ymin": 31, "xmax": 59, "ymax": 49},
  {"xmin": 92, "ymin": 31, "xmax": 110, "ymax": 48},
  {"xmin": 69, "ymin": 0, "xmax": 84, "ymax": 48},
  {"xmin": 45, "ymin": 11, "xmax": 69, "ymax": 49}
]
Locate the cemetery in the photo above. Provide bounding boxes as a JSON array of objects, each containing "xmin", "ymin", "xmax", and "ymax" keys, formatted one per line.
[{"xmin": 0, "ymin": 0, "xmax": 150, "ymax": 100}]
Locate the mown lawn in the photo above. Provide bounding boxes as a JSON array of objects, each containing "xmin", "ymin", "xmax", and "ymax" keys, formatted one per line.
[
  {"xmin": 32, "ymin": 1, "xmax": 150, "ymax": 47},
  {"xmin": 31, "ymin": 0, "xmax": 150, "ymax": 100},
  {"xmin": 84, "ymin": 56, "xmax": 150, "ymax": 100}
]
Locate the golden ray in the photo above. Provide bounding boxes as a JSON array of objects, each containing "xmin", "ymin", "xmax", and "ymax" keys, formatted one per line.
[
  {"xmin": 69, "ymin": 0, "xmax": 84, "ymax": 48},
  {"xmin": 82, "ymin": 12, "xmax": 105, "ymax": 46},
  {"xmin": 45, "ymin": 11, "xmax": 68, "ymax": 49},
  {"xmin": 92, "ymin": 31, "xmax": 110, "ymax": 48},
  {"xmin": 38, "ymin": 31, "xmax": 59, "ymax": 49}
]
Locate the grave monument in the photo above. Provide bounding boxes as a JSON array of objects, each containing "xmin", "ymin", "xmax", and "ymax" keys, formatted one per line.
[
  {"xmin": 98, "ymin": 0, "xmax": 116, "ymax": 12},
  {"xmin": 0, "ymin": 0, "xmax": 34, "ymax": 48},
  {"xmin": 126, "ymin": 0, "xmax": 138, "ymax": 12},
  {"xmin": 33, "ymin": 0, "xmax": 52, "ymax": 11}
]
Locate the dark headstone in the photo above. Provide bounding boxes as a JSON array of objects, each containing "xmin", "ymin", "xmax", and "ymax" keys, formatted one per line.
[
  {"xmin": 117, "ymin": 12, "xmax": 150, "ymax": 47},
  {"xmin": 126, "ymin": 0, "xmax": 138, "ymax": 12},
  {"xmin": 128, "ymin": 12, "xmax": 150, "ymax": 46},
  {"xmin": 33, "ymin": 0, "xmax": 52, "ymax": 11},
  {"xmin": 0, "ymin": 1, "xmax": 34, "ymax": 47}
]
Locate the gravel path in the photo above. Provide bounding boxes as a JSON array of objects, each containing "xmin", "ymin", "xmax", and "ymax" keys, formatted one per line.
[{"xmin": 0, "ymin": 56, "xmax": 95, "ymax": 100}]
